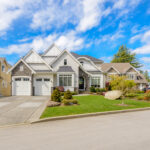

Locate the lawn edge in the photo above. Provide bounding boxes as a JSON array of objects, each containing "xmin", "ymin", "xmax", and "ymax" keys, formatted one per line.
[{"xmin": 31, "ymin": 107, "xmax": 150, "ymax": 124}]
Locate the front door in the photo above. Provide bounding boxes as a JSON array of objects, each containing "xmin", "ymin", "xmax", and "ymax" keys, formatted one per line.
[{"xmin": 79, "ymin": 77, "xmax": 84, "ymax": 90}]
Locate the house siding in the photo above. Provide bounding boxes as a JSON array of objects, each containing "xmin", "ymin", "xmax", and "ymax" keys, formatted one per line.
[{"xmin": 0, "ymin": 61, "xmax": 11, "ymax": 96}]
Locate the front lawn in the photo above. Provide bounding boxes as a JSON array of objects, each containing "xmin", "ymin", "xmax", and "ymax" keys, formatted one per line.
[{"xmin": 41, "ymin": 95, "xmax": 150, "ymax": 118}]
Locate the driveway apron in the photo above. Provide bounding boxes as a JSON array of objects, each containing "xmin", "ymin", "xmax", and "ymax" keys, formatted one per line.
[{"xmin": 0, "ymin": 96, "xmax": 49, "ymax": 126}]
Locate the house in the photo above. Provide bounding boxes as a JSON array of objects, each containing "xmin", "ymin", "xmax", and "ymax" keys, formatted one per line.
[
  {"xmin": 9, "ymin": 44, "xmax": 104, "ymax": 96},
  {"xmin": 100, "ymin": 63, "xmax": 148, "ymax": 90},
  {"xmin": 0, "ymin": 58, "xmax": 11, "ymax": 96},
  {"xmin": 8, "ymin": 44, "xmax": 147, "ymax": 96}
]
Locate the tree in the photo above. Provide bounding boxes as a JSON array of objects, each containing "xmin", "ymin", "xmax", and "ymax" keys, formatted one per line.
[
  {"xmin": 51, "ymin": 88, "xmax": 61, "ymax": 102},
  {"xmin": 143, "ymin": 70, "xmax": 150, "ymax": 82},
  {"xmin": 111, "ymin": 45, "xmax": 142, "ymax": 68},
  {"xmin": 110, "ymin": 75, "xmax": 136, "ymax": 104}
]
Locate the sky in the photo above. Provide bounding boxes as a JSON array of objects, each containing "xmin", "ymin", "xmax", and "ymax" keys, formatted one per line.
[{"xmin": 0, "ymin": 0, "xmax": 150, "ymax": 72}]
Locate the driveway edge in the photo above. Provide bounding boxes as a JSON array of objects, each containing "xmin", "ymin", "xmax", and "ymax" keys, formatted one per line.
[{"xmin": 31, "ymin": 107, "xmax": 150, "ymax": 124}]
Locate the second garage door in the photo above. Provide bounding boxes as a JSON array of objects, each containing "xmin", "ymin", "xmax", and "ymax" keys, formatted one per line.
[{"xmin": 34, "ymin": 77, "xmax": 51, "ymax": 96}]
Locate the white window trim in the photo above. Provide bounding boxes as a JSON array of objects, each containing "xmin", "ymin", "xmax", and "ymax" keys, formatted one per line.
[
  {"xmin": 90, "ymin": 76, "xmax": 101, "ymax": 88},
  {"xmin": 57, "ymin": 73, "xmax": 74, "ymax": 87}
]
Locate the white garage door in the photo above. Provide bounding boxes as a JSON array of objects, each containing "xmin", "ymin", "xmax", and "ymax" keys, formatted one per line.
[
  {"xmin": 34, "ymin": 78, "xmax": 51, "ymax": 96},
  {"xmin": 13, "ymin": 77, "xmax": 31, "ymax": 96}
]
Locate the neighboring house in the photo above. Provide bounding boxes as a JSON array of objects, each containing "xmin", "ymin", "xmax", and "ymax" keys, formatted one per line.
[
  {"xmin": 9, "ymin": 44, "xmax": 104, "ymax": 96},
  {"xmin": 100, "ymin": 63, "xmax": 148, "ymax": 90},
  {"xmin": 0, "ymin": 58, "xmax": 11, "ymax": 96}
]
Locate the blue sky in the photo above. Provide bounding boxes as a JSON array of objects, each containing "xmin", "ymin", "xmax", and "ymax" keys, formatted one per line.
[{"xmin": 0, "ymin": 0, "xmax": 150, "ymax": 72}]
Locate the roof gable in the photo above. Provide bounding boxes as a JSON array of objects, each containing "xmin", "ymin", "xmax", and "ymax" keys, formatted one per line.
[
  {"xmin": 42, "ymin": 44, "xmax": 61, "ymax": 56},
  {"xmin": 23, "ymin": 50, "xmax": 53, "ymax": 70}
]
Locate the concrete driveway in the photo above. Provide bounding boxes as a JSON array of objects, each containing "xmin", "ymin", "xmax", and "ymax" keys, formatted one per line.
[{"xmin": 0, "ymin": 96, "xmax": 49, "ymax": 126}]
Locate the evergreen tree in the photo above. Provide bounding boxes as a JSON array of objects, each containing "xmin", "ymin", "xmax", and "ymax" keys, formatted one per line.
[
  {"xmin": 111, "ymin": 45, "xmax": 142, "ymax": 68},
  {"xmin": 144, "ymin": 70, "xmax": 150, "ymax": 81}
]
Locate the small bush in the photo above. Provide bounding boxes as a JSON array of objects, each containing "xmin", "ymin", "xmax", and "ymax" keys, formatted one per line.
[
  {"xmin": 62, "ymin": 99, "xmax": 71, "ymax": 105},
  {"xmin": 60, "ymin": 92, "xmax": 64, "ymax": 96},
  {"xmin": 90, "ymin": 86, "xmax": 96, "ymax": 92},
  {"xmin": 99, "ymin": 88, "xmax": 106, "ymax": 92},
  {"xmin": 144, "ymin": 92, "xmax": 150, "ymax": 101},
  {"xmin": 62, "ymin": 99, "xmax": 78, "ymax": 105},
  {"xmin": 57, "ymin": 86, "xmax": 64, "ymax": 92},
  {"xmin": 71, "ymin": 91, "xmax": 78, "ymax": 95},
  {"xmin": 125, "ymin": 93, "xmax": 137, "ymax": 97},
  {"xmin": 95, "ymin": 88, "xmax": 100, "ymax": 92},
  {"xmin": 64, "ymin": 90, "xmax": 72, "ymax": 99},
  {"xmin": 137, "ymin": 95, "xmax": 144, "ymax": 100},
  {"xmin": 71, "ymin": 99, "xmax": 78, "ymax": 104},
  {"xmin": 51, "ymin": 88, "xmax": 61, "ymax": 102},
  {"xmin": 136, "ymin": 90, "xmax": 144, "ymax": 94}
]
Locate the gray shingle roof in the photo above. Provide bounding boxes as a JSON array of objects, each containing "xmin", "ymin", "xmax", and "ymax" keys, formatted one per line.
[
  {"xmin": 57, "ymin": 66, "xmax": 74, "ymax": 72},
  {"xmin": 71, "ymin": 52, "xmax": 103, "ymax": 63}
]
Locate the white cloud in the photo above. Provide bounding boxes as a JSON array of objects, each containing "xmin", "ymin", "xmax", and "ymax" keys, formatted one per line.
[
  {"xmin": 100, "ymin": 56, "xmax": 112, "ymax": 62},
  {"xmin": 133, "ymin": 44, "xmax": 150, "ymax": 54},
  {"xmin": 132, "ymin": 30, "xmax": 150, "ymax": 54},
  {"xmin": 129, "ymin": 34, "xmax": 142, "ymax": 43},
  {"xmin": 0, "ymin": 0, "xmax": 37, "ymax": 34},
  {"xmin": 0, "ymin": 31, "xmax": 85, "ymax": 55},
  {"xmin": 76, "ymin": 0, "xmax": 104, "ymax": 32},
  {"xmin": 140, "ymin": 57, "xmax": 150, "ymax": 63}
]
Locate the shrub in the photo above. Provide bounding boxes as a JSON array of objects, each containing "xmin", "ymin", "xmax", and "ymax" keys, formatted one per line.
[
  {"xmin": 57, "ymin": 86, "xmax": 64, "ymax": 92},
  {"xmin": 51, "ymin": 88, "xmax": 61, "ymax": 102},
  {"xmin": 62, "ymin": 99, "xmax": 71, "ymax": 105},
  {"xmin": 64, "ymin": 90, "xmax": 72, "ymax": 99},
  {"xmin": 95, "ymin": 88, "xmax": 100, "ymax": 93},
  {"xmin": 62, "ymin": 99, "xmax": 78, "ymax": 105},
  {"xmin": 136, "ymin": 90, "xmax": 144, "ymax": 94},
  {"xmin": 110, "ymin": 75, "xmax": 136, "ymax": 96},
  {"xmin": 125, "ymin": 93, "xmax": 137, "ymax": 97},
  {"xmin": 137, "ymin": 95, "xmax": 144, "ymax": 100},
  {"xmin": 60, "ymin": 92, "xmax": 65, "ymax": 96},
  {"xmin": 71, "ymin": 99, "xmax": 78, "ymax": 104},
  {"xmin": 144, "ymin": 92, "xmax": 150, "ymax": 101},
  {"xmin": 90, "ymin": 86, "xmax": 96, "ymax": 92},
  {"xmin": 99, "ymin": 88, "xmax": 106, "ymax": 92},
  {"xmin": 71, "ymin": 91, "xmax": 78, "ymax": 95}
]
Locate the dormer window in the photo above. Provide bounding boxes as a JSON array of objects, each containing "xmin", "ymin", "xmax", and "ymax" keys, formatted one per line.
[
  {"xmin": 64, "ymin": 59, "xmax": 67, "ymax": 65},
  {"xmin": 80, "ymin": 61, "xmax": 84, "ymax": 66}
]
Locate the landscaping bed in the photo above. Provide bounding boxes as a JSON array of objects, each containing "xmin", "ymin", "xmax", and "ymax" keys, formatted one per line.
[{"xmin": 41, "ymin": 95, "xmax": 150, "ymax": 118}]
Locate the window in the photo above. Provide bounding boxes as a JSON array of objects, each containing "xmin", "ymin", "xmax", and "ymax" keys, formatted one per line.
[
  {"xmin": 36, "ymin": 78, "xmax": 42, "ymax": 81},
  {"xmin": 2, "ymin": 65, "xmax": 5, "ymax": 72},
  {"xmin": 127, "ymin": 74, "xmax": 134, "ymax": 80},
  {"xmin": 91, "ymin": 77, "xmax": 100, "ymax": 88},
  {"xmin": 44, "ymin": 78, "xmax": 50, "ymax": 82},
  {"xmin": 64, "ymin": 59, "xmax": 67, "ymax": 65},
  {"xmin": 15, "ymin": 78, "xmax": 21, "ymax": 81},
  {"xmin": 59, "ymin": 75, "xmax": 72, "ymax": 86},
  {"xmin": 80, "ymin": 61, "xmax": 84, "ymax": 66},
  {"xmin": 23, "ymin": 78, "xmax": 29, "ymax": 81},
  {"xmin": 20, "ymin": 65, "xmax": 24, "ymax": 71}
]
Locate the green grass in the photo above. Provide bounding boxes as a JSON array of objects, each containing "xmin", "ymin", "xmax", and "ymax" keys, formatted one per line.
[{"xmin": 41, "ymin": 95, "xmax": 150, "ymax": 118}]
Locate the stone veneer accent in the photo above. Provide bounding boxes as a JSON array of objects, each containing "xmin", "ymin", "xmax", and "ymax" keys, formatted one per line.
[{"xmin": 12, "ymin": 62, "xmax": 32, "ymax": 76}]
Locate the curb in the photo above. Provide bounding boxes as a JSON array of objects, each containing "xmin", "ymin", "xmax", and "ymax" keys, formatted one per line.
[{"xmin": 32, "ymin": 107, "xmax": 150, "ymax": 124}]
